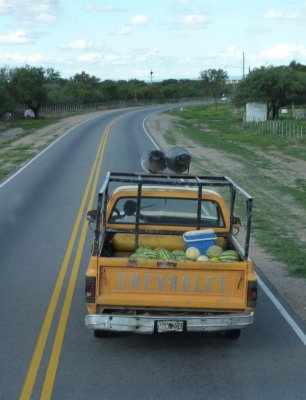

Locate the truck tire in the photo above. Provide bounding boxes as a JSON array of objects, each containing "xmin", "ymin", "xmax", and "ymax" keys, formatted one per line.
[
  {"xmin": 94, "ymin": 330, "xmax": 112, "ymax": 338},
  {"xmin": 225, "ymin": 329, "xmax": 241, "ymax": 339}
]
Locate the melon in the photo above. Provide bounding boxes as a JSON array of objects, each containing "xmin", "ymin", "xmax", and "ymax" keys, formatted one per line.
[
  {"xmin": 216, "ymin": 236, "xmax": 228, "ymax": 250},
  {"xmin": 206, "ymin": 245, "xmax": 223, "ymax": 259},
  {"xmin": 197, "ymin": 255, "xmax": 209, "ymax": 262},
  {"xmin": 185, "ymin": 247, "xmax": 200, "ymax": 260}
]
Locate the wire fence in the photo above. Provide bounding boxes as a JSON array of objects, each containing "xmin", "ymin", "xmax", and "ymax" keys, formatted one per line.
[
  {"xmin": 243, "ymin": 120, "xmax": 306, "ymax": 141},
  {"xmin": 39, "ymin": 102, "xmax": 121, "ymax": 116},
  {"xmin": 39, "ymin": 97, "xmax": 210, "ymax": 117}
]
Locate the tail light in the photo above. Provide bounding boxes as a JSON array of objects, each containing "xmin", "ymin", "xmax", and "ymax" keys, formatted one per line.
[
  {"xmin": 85, "ymin": 276, "xmax": 96, "ymax": 303},
  {"xmin": 247, "ymin": 280, "xmax": 257, "ymax": 308}
]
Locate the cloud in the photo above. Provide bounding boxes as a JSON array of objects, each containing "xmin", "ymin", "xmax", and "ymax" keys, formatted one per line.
[
  {"xmin": 0, "ymin": 0, "xmax": 58, "ymax": 26},
  {"xmin": 258, "ymin": 43, "xmax": 306, "ymax": 60},
  {"xmin": 84, "ymin": 4, "xmax": 125, "ymax": 12},
  {"xmin": 263, "ymin": 8, "xmax": 301, "ymax": 20},
  {"xmin": 102, "ymin": 47, "xmax": 166, "ymax": 67},
  {"xmin": 104, "ymin": 53, "xmax": 130, "ymax": 65},
  {"xmin": 182, "ymin": 13, "xmax": 208, "ymax": 25},
  {"xmin": 176, "ymin": 12, "xmax": 208, "ymax": 28},
  {"xmin": 206, "ymin": 43, "xmax": 306, "ymax": 74},
  {"xmin": 177, "ymin": 0, "xmax": 192, "ymax": 5},
  {"xmin": 77, "ymin": 52, "xmax": 101, "ymax": 63},
  {"xmin": 114, "ymin": 26, "xmax": 131, "ymax": 35},
  {"xmin": 59, "ymin": 39, "xmax": 93, "ymax": 50},
  {"xmin": 0, "ymin": 0, "xmax": 9, "ymax": 12},
  {"xmin": 113, "ymin": 14, "xmax": 149, "ymax": 35},
  {"xmin": 0, "ymin": 30, "xmax": 32, "ymax": 44},
  {"xmin": 129, "ymin": 15, "xmax": 149, "ymax": 25},
  {"xmin": 218, "ymin": 46, "xmax": 242, "ymax": 59},
  {"xmin": 0, "ymin": 51, "xmax": 49, "ymax": 63}
]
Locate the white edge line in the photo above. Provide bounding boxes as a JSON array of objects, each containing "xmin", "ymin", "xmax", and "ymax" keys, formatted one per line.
[
  {"xmin": 143, "ymin": 110, "xmax": 306, "ymax": 347},
  {"xmin": 143, "ymin": 107, "xmax": 176, "ymax": 150},
  {"xmin": 0, "ymin": 116, "xmax": 101, "ymax": 190},
  {"xmin": 143, "ymin": 114, "xmax": 161, "ymax": 149},
  {"xmin": 256, "ymin": 274, "xmax": 306, "ymax": 346}
]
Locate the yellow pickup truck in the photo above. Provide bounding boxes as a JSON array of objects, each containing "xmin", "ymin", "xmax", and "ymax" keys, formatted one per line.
[{"xmin": 85, "ymin": 172, "xmax": 257, "ymax": 339}]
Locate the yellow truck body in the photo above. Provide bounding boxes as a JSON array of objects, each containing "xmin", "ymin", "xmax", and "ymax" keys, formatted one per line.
[{"xmin": 85, "ymin": 173, "xmax": 257, "ymax": 338}]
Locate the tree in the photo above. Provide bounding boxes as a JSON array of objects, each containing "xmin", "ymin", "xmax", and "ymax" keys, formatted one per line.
[
  {"xmin": 233, "ymin": 65, "xmax": 304, "ymax": 119},
  {"xmin": 43, "ymin": 69, "xmax": 69, "ymax": 106},
  {"xmin": 289, "ymin": 61, "xmax": 306, "ymax": 104},
  {"xmin": 0, "ymin": 67, "xmax": 15, "ymax": 114},
  {"xmin": 9, "ymin": 65, "xmax": 47, "ymax": 118},
  {"xmin": 289, "ymin": 60, "xmax": 306, "ymax": 73},
  {"xmin": 100, "ymin": 80, "xmax": 119, "ymax": 103},
  {"xmin": 63, "ymin": 71, "xmax": 102, "ymax": 104},
  {"xmin": 159, "ymin": 79, "xmax": 181, "ymax": 99},
  {"xmin": 199, "ymin": 69, "xmax": 228, "ymax": 108},
  {"xmin": 44, "ymin": 67, "xmax": 62, "ymax": 82}
]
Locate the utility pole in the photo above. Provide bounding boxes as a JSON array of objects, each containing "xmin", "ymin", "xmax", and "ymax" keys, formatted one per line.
[
  {"xmin": 243, "ymin": 52, "xmax": 245, "ymax": 78},
  {"xmin": 150, "ymin": 70, "xmax": 153, "ymax": 84}
]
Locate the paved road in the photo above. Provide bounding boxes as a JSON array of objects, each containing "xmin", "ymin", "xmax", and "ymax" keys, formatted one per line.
[{"xmin": 0, "ymin": 106, "xmax": 306, "ymax": 400}]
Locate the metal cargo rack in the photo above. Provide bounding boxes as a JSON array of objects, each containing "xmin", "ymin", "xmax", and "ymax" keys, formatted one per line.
[{"xmin": 93, "ymin": 172, "xmax": 253, "ymax": 258}]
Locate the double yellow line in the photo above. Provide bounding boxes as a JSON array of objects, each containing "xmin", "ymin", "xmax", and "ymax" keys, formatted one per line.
[{"xmin": 20, "ymin": 117, "xmax": 115, "ymax": 399}]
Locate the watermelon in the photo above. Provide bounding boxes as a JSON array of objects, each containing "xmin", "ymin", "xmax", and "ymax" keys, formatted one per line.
[
  {"xmin": 172, "ymin": 249, "xmax": 189, "ymax": 260},
  {"xmin": 133, "ymin": 246, "xmax": 157, "ymax": 259},
  {"xmin": 135, "ymin": 246, "xmax": 151, "ymax": 254},
  {"xmin": 156, "ymin": 248, "xmax": 173, "ymax": 260},
  {"xmin": 219, "ymin": 250, "xmax": 240, "ymax": 262}
]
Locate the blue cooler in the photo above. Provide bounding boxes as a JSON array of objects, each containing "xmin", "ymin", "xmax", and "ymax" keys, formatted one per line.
[{"xmin": 183, "ymin": 229, "xmax": 216, "ymax": 255}]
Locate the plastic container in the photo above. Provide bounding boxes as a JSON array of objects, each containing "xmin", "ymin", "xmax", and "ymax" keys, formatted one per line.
[{"xmin": 183, "ymin": 229, "xmax": 216, "ymax": 255}]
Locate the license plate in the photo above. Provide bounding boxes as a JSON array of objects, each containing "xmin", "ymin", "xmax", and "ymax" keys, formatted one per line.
[{"xmin": 156, "ymin": 320, "xmax": 184, "ymax": 333}]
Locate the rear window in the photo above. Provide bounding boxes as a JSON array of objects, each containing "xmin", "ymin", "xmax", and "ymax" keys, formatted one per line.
[{"xmin": 109, "ymin": 196, "xmax": 225, "ymax": 228}]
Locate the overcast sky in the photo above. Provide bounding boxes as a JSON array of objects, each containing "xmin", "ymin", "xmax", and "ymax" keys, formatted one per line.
[{"xmin": 0, "ymin": 0, "xmax": 305, "ymax": 81}]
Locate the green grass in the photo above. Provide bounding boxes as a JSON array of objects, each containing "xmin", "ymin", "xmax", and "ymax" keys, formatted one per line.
[
  {"xmin": 0, "ymin": 118, "xmax": 59, "ymax": 182},
  {"xmin": 5, "ymin": 117, "xmax": 58, "ymax": 132},
  {"xmin": 0, "ymin": 145, "xmax": 36, "ymax": 179},
  {"xmin": 164, "ymin": 103, "xmax": 306, "ymax": 277}
]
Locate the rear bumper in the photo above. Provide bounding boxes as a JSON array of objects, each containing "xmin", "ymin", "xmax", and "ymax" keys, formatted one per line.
[{"xmin": 85, "ymin": 312, "xmax": 255, "ymax": 334}]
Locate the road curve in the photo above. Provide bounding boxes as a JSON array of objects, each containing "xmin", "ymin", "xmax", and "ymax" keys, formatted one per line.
[{"xmin": 0, "ymin": 106, "xmax": 306, "ymax": 400}]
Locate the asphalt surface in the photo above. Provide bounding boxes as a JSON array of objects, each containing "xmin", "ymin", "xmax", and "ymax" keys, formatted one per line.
[{"xmin": 0, "ymin": 106, "xmax": 306, "ymax": 400}]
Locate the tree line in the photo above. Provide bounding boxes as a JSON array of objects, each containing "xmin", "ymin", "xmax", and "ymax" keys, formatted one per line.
[
  {"xmin": 1, "ymin": 60, "xmax": 306, "ymax": 120},
  {"xmin": 0, "ymin": 66, "xmax": 206, "ymax": 119}
]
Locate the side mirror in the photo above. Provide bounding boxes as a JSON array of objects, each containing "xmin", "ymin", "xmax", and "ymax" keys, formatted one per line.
[
  {"xmin": 87, "ymin": 210, "xmax": 98, "ymax": 223},
  {"xmin": 233, "ymin": 216, "xmax": 241, "ymax": 229}
]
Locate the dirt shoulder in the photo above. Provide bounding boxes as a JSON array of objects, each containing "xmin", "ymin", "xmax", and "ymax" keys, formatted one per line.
[
  {"xmin": 1, "ymin": 110, "xmax": 306, "ymax": 324},
  {"xmin": 0, "ymin": 111, "xmax": 104, "ymax": 148},
  {"xmin": 0, "ymin": 111, "xmax": 106, "ymax": 180}
]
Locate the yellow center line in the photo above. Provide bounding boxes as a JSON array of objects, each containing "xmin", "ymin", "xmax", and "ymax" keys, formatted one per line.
[
  {"xmin": 20, "ymin": 122, "xmax": 109, "ymax": 400},
  {"xmin": 40, "ymin": 123, "xmax": 110, "ymax": 399}
]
